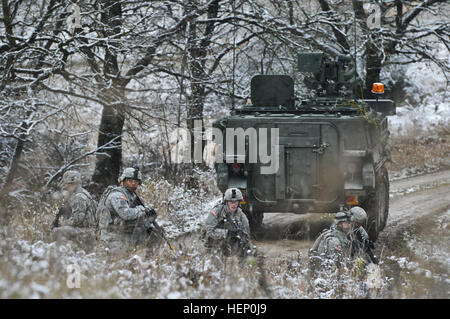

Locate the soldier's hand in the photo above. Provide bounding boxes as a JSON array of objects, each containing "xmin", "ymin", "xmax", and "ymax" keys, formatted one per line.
[
  {"xmin": 145, "ymin": 207, "xmax": 157, "ymax": 222},
  {"xmin": 364, "ymin": 238, "xmax": 375, "ymax": 249},
  {"xmin": 145, "ymin": 220, "xmax": 155, "ymax": 231},
  {"xmin": 214, "ymin": 229, "xmax": 228, "ymax": 239},
  {"xmin": 227, "ymin": 229, "xmax": 239, "ymax": 239}
]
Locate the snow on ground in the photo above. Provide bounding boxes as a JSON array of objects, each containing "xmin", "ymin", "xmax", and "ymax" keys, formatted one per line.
[
  {"xmin": 406, "ymin": 209, "xmax": 450, "ymax": 271},
  {"xmin": 388, "ymin": 52, "xmax": 450, "ymax": 136}
]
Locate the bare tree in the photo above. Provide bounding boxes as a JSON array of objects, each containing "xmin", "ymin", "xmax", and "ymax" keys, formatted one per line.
[
  {"xmin": 227, "ymin": 0, "xmax": 449, "ymax": 94},
  {"xmin": 263, "ymin": 0, "xmax": 450, "ymax": 92},
  {"xmin": 2, "ymin": 0, "xmax": 447, "ymax": 198},
  {"xmin": 0, "ymin": 0, "xmax": 69, "ymax": 195},
  {"xmin": 48, "ymin": 0, "xmax": 257, "ymax": 188}
]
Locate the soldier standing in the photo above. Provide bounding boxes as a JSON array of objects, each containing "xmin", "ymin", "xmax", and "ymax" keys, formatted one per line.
[
  {"xmin": 97, "ymin": 167, "xmax": 158, "ymax": 255},
  {"xmin": 51, "ymin": 170, "xmax": 98, "ymax": 248},
  {"xmin": 202, "ymin": 188, "xmax": 251, "ymax": 257}
]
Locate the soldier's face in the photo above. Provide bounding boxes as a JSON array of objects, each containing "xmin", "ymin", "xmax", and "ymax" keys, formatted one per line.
[
  {"xmin": 123, "ymin": 179, "xmax": 139, "ymax": 192},
  {"xmin": 341, "ymin": 221, "xmax": 352, "ymax": 234},
  {"xmin": 61, "ymin": 183, "xmax": 76, "ymax": 201},
  {"xmin": 226, "ymin": 200, "xmax": 239, "ymax": 212},
  {"xmin": 62, "ymin": 182, "xmax": 76, "ymax": 194}
]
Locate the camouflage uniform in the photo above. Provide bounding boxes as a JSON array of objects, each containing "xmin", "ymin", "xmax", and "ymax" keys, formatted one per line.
[
  {"xmin": 353, "ymin": 226, "xmax": 369, "ymax": 248},
  {"xmin": 51, "ymin": 170, "xmax": 97, "ymax": 249},
  {"xmin": 203, "ymin": 201, "xmax": 250, "ymax": 257},
  {"xmin": 59, "ymin": 185, "xmax": 98, "ymax": 228},
  {"xmin": 309, "ymin": 212, "xmax": 355, "ymax": 269},
  {"xmin": 349, "ymin": 206, "xmax": 376, "ymax": 263},
  {"xmin": 97, "ymin": 168, "xmax": 155, "ymax": 254},
  {"xmin": 313, "ymin": 226, "xmax": 353, "ymax": 260},
  {"xmin": 97, "ymin": 185, "xmax": 147, "ymax": 253}
]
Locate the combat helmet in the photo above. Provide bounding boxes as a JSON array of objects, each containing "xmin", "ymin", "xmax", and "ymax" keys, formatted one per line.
[
  {"xmin": 349, "ymin": 206, "xmax": 367, "ymax": 226},
  {"xmin": 61, "ymin": 170, "xmax": 82, "ymax": 185},
  {"xmin": 118, "ymin": 167, "xmax": 142, "ymax": 184},
  {"xmin": 334, "ymin": 210, "xmax": 352, "ymax": 223},
  {"xmin": 224, "ymin": 188, "xmax": 243, "ymax": 202}
]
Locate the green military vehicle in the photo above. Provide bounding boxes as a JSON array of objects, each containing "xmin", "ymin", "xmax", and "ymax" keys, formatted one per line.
[{"xmin": 213, "ymin": 53, "xmax": 396, "ymax": 241}]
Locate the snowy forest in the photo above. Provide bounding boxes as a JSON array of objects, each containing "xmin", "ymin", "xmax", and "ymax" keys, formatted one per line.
[{"xmin": 0, "ymin": 0, "xmax": 449, "ymax": 299}]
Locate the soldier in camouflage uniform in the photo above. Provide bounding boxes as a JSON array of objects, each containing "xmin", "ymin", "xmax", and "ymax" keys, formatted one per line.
[
  {"xmin": 308, "ymin": 211, "xmax": 356, "ymax": 277},
  {"xmin": 349, "ymin": 207, "xmax": 369, "ymax": 244},
  {"xmin": 51, "ymin": 170, "xmax": 97, "ymax": 249},
  {"xmin": 202, "ymin": 188, "xmax": 251, "ymax": 257},
  {"xmin": 349, "ymin": 206, "xmax": 378, "ymax": 264},
  {"xmin": 97, "ymin": 167, "xmax": 158, "ymax": 255}
]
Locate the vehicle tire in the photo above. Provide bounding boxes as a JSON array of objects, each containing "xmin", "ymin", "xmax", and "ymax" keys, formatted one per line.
[
  {"xmin": 363, "ymin": 165, "xmax": 389, "ymax": 241},
  {"xmin": 244, "ymin": 209, "xmax": 263, "ymax": 237}
]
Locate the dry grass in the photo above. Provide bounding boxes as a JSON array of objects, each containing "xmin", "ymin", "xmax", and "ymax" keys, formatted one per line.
[
  {"xmin": 388, "ymin": 126, "xmax": 450, "ymax": 177},
  {"xmin": 0, "ymin": 192, "xmax": 385, "ymax": 299},
  {"xmin": 376, "ymin": 209, "xmax": 450, "ymax": 299}
]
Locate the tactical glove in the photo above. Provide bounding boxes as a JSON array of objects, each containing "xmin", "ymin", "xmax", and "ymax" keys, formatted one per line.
[
  {"xmin": 227, "ymin": 229, "xmax": 239, "ymax": 239},
  {"xmin": 364, "ymin": 238, "xmax": 375, "ymax": 249},
  {"xmin": 145, "ymin": 220, "xmax": 155, "ymax": 230},
  {"xmin": 213, "ymin": 228, "xmax": 228, "ymax": 240},
  {"xmin": 145, "ymin": 207, "xmax": 157, "ymax": 222}
]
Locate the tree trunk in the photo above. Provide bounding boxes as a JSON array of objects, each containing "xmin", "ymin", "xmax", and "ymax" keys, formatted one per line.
[
  {"xmin": 91, "ymin": 104, "xmax": 125, "ymax": 187},
  {"xmin": 91, "ymin": 0, "xmax": 124, "ymax": 189},
  {"xmin": 185, "ymin": 0, "xmax": 219, "ymax": 177},
  {"xmin": 1, "ymin": 135, "xmax": 25, "ymax": 195}
]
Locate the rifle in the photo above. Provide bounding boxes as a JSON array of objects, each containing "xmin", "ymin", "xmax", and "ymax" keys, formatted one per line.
[
  {"xmin": 352, "ymin": 227, "xmax": 378, "ymax": 264},
  {"xmin": 363, "ymin": 238, "xmax": 379, "ymax": 265},
  {"xmin": 228, "ymin": 216, "xmax": 251, "ymax": 257},
  {"xmin": 134, "ymin": 194, "xmax": 175, "ymax": 251},
  {"xmin": 51, "ymin": 203, "xmax": 70, "ymax": 229}
]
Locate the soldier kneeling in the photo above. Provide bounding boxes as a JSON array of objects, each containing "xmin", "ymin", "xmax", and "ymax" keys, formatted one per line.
[
  {"xmin": 308, "ymin": 211, "xmax": 355, "ymax": 276},
  {"xmin": 202, "ymin": 188, "xmax": 251, "ymax": 258},
  {"xmin": 349, "ymin": 206, "xmax": 378, "ymax": 265},
  {"xmin": 97, "ymin": 167, "xmax": 161, "ymax": 256},
  {"xmin": 51, "ymin": 170, "xmax": 98, "ymax": 250}
]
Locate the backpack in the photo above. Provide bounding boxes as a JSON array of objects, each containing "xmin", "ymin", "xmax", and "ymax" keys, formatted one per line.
[
  {"xmin": 309, "ymin": 229, "xmax": 334, "ymax": 257},
  {"xmin": 80, "ymin": 188, "xmax": 98, "ymax": 228},
  {"xmin": 96, "ymin": 185, "xmax": 122, "ymax": 231}
]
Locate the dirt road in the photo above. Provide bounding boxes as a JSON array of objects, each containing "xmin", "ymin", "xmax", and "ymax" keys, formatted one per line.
[{"xmin": 253, "ymin": 169, "xmax": 450, "ymax": 261}]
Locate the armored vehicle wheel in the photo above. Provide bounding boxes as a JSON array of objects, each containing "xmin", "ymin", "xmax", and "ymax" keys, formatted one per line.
[
  {"xmin": 363, "ymin": 165, "xmax": 389, "ymax": 241},
  {"xmin": 244, "ymin": 209, "xmax": 263, "ymax": 236}
]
